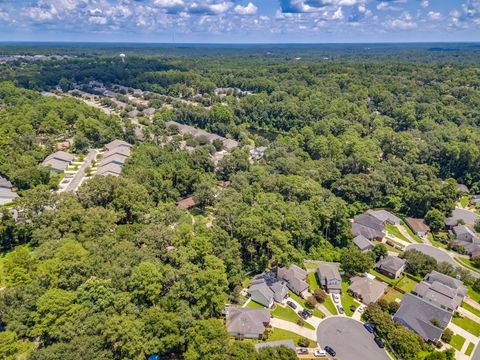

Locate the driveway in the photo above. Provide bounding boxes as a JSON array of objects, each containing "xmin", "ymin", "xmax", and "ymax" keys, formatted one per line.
[
  {"xmin": 64, "ymin": 150, "xmax": 97, "ymax": 192},
  {"xmin": 317, "ymin": 317, "xmax": 389, "ymax": 360}
]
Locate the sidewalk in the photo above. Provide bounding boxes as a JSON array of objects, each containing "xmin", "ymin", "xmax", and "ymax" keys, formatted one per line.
[{"xmin": 448, "ymin": 322, "xmax": 479, "ymax": 360}]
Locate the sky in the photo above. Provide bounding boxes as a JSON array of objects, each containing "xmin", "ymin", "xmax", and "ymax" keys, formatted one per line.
[{"xmin": 0, "ymin": 0, "xmax": 479, "ymax": 43}]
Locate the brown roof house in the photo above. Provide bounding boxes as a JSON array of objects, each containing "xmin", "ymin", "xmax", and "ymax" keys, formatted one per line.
[
  {"xmin": 276, "ymin": 264, "xmax": 308, "ymax": 295},
  {"xmin": 176, "ymin": 196, "xmax": 198, "ymax": 210},
  {"xmin": 316, "ymin": 262, "xmax": 342, "ymax": 293},
  {"xmin": 225, "ymin": 306, "xmax": 271, "ymax": 339},
  {"xmin": 375, "ymin": 256, "xmax": 406, "ymax": 279},
  {"xmin": 348, "ymin": 276, "xmax": 388, "ymax": 304},
  {"xmin": 405, "ymin": 218, "xmax": 430, "ymax": 237}
]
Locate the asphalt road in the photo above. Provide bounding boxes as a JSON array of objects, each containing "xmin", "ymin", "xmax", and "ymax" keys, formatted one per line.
[
  {"xmin": 406, "ymin": 243, "xmax": 480, "ymax": 278},
  {"xmin": 64, "ymin": 150, "xmax": 97, "ymax": 192},
  {"xmin": 316, "ymin": 317, "xmax": 390, "ymax": 360}
]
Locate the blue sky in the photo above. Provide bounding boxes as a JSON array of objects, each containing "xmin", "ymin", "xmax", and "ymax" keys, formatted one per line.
[{"xmin": 0, "ymin": 0, "xmax": 478, "ymax": 43}]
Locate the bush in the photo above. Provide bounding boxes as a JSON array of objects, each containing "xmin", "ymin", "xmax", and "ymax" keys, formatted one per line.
[
  {"xmin": 313, "ymin": 288, "xmax": 328, "ymax": 303},
  {"xmin": 296, "ymin": 318, "xmax": 305, "ymax": 327},
  {"xmin": 297, "ymin": 337, "xmax": 310, "ymax": 347},
  {"xmin": 306, "ymin": 296, "xmax": 317, "ymax": 307},
  {"xmin": 441, "ymin": 328, "xmax": 453, "ymax": 343}
]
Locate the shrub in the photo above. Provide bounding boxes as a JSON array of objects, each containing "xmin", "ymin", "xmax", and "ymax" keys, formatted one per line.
[
  {"xmin": 306, "ymin": 296, "xmax": 317, "ymax": 307},
  {"xmin": 441, "ymin": 328, "xmax": 453, "ymax": 343},
  {"xmin": 297, "ymin": 337, "xmax": 310, "ymax": 347},
  {"xmin": 313, "ymin": 288, "xmax": 328, "ymax": 303}
]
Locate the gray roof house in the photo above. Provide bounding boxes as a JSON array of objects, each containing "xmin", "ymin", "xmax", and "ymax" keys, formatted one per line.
[
  {"xmin": 375, "ymin": 256, "xmax": 406, "ymax": 279},
  {"xmin": 0, "ymin": 176, "xmax": 13, "ymax": 189},
  {"xmin": 276, "ymin": 264, "xmax": 308, "ymax": 295},
  {"xmin": 97, "ymin": 163, "xmax": 123, "ymax": 177},
  {"xmin": 353, "ymin": 234, "xmax": 374, "ymax": 252},
  {"xmin": 367, "ymin": 209, "xmax": 401, "ymax": 225},
  {"xmin": 424, "ymin": 271, "xmax": 467, "ymax": 297},
  {"xmin": 249, "ymin": 272, "xmax": 288, "ymax": 306},
  {"xmin": 248, "ymin": 282, "xmax": 274, "ymax": 308},
  {"xmin": 45, "ymin": 151, "xmax": 75, "ymax": 164},
  {"xmin": 348, "ymin": 276, "xmax": 388, "ymax": 304},
  {"xmin": 445, "ymin": 208, "xmax": 480, "ymax": 228},
  {"xmin": 225, "ymin": 306, "xmax": 271, "ymax": 339},
  {"xmin": 255, "ymin": 340, "xmax": 295, "ymax": 353},
  {"xmin": 393, "ymin": 293, "xmax": 452, "ymax": 343},
  {"xmin": 453, "ymin": 225, "xmax": 480, "ymax": 243},
  {"xmin": 103, "ymin": 146, "xmax": 131, "ymax": 159},
  {"xmin": 352, "ymin": 213, "xmax": 386, "ymax": 240},
  {"xmin": 104, "ymin": 139, "xmax": 132, "ymax": 152},
  {"xmin": 100, "ymin": 154, "xmax": 127, "ymax": 167},
  {"xmin": 42, "ymin": 151, "xmax": 75, "ymax": 173},
  {"xmin": 0, "ymin": 187, "xmax": 19, "ymax": 206},
  {"xmin": 143, "ymin": 107, "xmax": 156, "ymax": 116},
  {"xmin": 316, "ymin": 262, "xmax": 342, "ymax": 293}
]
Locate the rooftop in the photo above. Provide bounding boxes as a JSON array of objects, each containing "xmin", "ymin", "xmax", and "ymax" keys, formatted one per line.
[{"xmin": 405, "ymin": 218, "xmax": 430, "ymax": 234}]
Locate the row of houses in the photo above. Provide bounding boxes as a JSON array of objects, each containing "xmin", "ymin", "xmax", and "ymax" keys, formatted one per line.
[
  {"xmin": 0, "ymin": 176, "xmax": 19, "ymax": 206},
  {"xmin": 393, "ymin": 271, "xmax": 466, "ymax": 343},
  {"xmin": 97, "ymin": 140, "xmax": 132, "ymax": 177},
  {"xmin": 41, "ymin": 151, "xmax": 76, "ymax": 173}
]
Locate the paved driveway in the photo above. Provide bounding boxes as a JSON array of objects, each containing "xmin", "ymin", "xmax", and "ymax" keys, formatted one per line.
[
  {"xmin": 317, "ymin": 317, "xmax": 389, "ymax": 360},
  {"xmin": 64, "ymin": 150, "xmax": 97, "ymax": 192}
]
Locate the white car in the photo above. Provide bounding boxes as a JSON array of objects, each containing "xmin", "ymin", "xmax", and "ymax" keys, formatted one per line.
[
  {"xmin": 314, "ymin": 349, "xmax": 327, "ymax": 357},
  {"xmin": 333, "ymin": 293, "xmax": 340, "ymax": 303},
  {"xmin": 358, "ymin": 306, "xmax": 366, "ymax": 313}
]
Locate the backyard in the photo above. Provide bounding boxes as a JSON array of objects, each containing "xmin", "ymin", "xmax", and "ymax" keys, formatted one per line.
[
  {"xmin": 395, "ymin": 276, "xmax": 418, "ymax": 293},
  {"xmin": 382, "ymin": 288, "xmax": 403, "ymax": 303}
]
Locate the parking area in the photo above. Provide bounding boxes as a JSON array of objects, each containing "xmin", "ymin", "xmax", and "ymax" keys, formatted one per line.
[{"xmin": 316, "ymin": 317, "xmax": 390, "ymax": 360}]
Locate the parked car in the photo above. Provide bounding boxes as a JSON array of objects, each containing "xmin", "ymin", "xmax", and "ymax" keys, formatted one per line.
[
  {"xmin": 287, "ymin": 301, "xmax": 297, "ymax": 309},
  {"xmin": 324, "ymin": 346, "xmax": 336, "ymax": 357},
  {"xmin": 358, "ymin": 306, "xmax": 366, "ymax": 314},
  {"xmin": 336, "ymin": 305, "xmax": 344, "ymax": 314},
  {"xmin": 364, "ymin": 323, "xmax": 375, "ymax": 333},
  {"xmin": 333, "ymin": 293, "xmax": 340, "ymax": 303},
  {"xmin": 297, "ymin": 348, "xmax": 309, "ymax": 355},
  {"xmin": 314, "ymin": 349, "xmax": 327, "ymax": 357},
  {"xmin": 303, "ymin": 309, "xmax": 313, "ymax": 317},
  {"xmin": 374, "ymin": 337, "xmax": 385, "ymax": 348},
  {"xmin": 298, "ymin": 310, "xmax": 308, "ymax": 319}
]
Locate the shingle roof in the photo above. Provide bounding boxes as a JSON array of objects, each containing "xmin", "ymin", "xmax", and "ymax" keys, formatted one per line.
[
  {"xmin": 393, "ymin": 294, "xmax": 452, "ymax": 342},
  {"xmin": 0, "ymin": 188, "xmax": 19, "ymax": 199},
  {"xmin": 42, "ymin": 158, "xmax": 70, "ymax": 172},
  {"xmin": 405, "ymin": 218, "xmax": 430, "ymax": 234},
  {"xmin": 367, "ymin": 209, "xmax": 401, "ymax": 224},
  {"xmin": 353, "ymin": 235, "xmax": 374, "ymax": 251},
  {"xmin": 45, "ymin": 151, "xmax": 75, "ymax": 163},
  {"xmin": 413, "ymin": 281, "xmax": 463, "ymax": 310},
  {"xmin": 176, "ymin": 196, "xmax": 197, "ymax": 210},
  {"xmin": 100, "ymin": 154, "xmax": 127, "ymax": 167},
  {"xmin": 453, "ymin": 225, "xmax": 479, "ymax": 241},
  {"xmin": 277, "ymin": 264, "xmax": 308, "ymax": 294},
  {"xmin": 317, "ymin": 262, "xmax": 341, "ymax": 280},
  {"xmin": 457, "ymin": 184, "xmax": 469, "ymax": 193},
  {"xmin": 0, "ymin": 176, "xmax": 13, "ymax": 189},
  {"xmin": 348, "ymin": 276, "xmax": 388, "ymax": 304},
  {"xmin": 354, "ymin": 214, "xmax": 385, "ymax": 231},
  {"xmin": 225, "ymin": 307, "xmax": 270, "ymax": 336},
  {"xmin": 97, "ymin": 163, "xmax": 123, "ymax": 176},
  {"xmin": 248, "ymin": 282, "xmax": 274, "ymax": 305},
  {"xmin": 352, "ymin": 223, "xmax": 385, "ymax": 240},
  {"xmin": 103, "ymin": 146, "xmax": 131, "ymax": 159},
  {"xmin": 424, "ymin": 271, "xmax": 466, "ymax": 296},
  {"xmin": 445, "ymin": 209, "xmax": 480, "ymax": 226},
  {"xmin": 104, "ymin": 139, "xmax": 132, "ymax": 151},
  {"xmin": 375, "ymin": 256, "xmax": 405, "ymax": 274}
]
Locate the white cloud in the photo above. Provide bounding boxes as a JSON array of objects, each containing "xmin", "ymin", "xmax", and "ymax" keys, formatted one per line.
[
  {"xmin": 234, "ymin": 2, "xmax": 257, "ymax": 15},
  {"xmin": 421, "ymin": 0, "xmax": 429, "ymax": 8},
  {"xmin": 384, "ymin": 18, "xmax": 417, "ymax": 29},
  {"xmin": 428, "ymin": 11, "xmax": 442, "ymax": 20},
  {"xmin": 332, "ymin": 7, "xmax": 343, "ymax": 19}
]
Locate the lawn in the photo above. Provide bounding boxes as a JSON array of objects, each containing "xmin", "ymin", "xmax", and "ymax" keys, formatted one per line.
[
  {"xmin": 461, "ymin": 302, "xmax": 480, "ymax": 318},
  {"xmin": 307, "ymin": 271, "xmax": 320, "ymax": 291},
  {"xmin": 468, "ymin": 286, "xmax": 480, "ymax": 303},
  {"xmin": 271, "ymin": 305, "xmax": 315, "ymax": 330},
  {"xmin": 396, "ymin": 276, "xmax": 418, "ymax": 293},
  {"xmin": 450, "ymin": 334, "xmax": 466, "ymax": 351},
  {"xmin": 245, "ymin": 300, "xmax": 266, "ymax": 309},
  {"xmin": 384, "ymin": 243, "xmax": 401, "ymax": 254},
  {"xmin": 288, "ymin": 291, "xmax": 325, "ymax": 318},
  {"xmin": 452, "ymin": 315, "xmax": 480, "ymax": 336},
  {"xmin": 382, "ymin": 288, "xmax": 404, "ymax": 303},
  {"xmin": 268, "ymin": 328, "xmax": 317, "ymax": 348},
  {"xmin": 341, "ymin": 279, "xmax": 360, "ymax": 316},
  {"xmin": 455, "ymin": 257, "xmax": 480, "ymax": 274},
  {"xmin": 324, "ymin": 296, "xmax": 338, "ymax": 315},
  {"xmin": 386, "ymin": 224, "xmax": 411, "ymax": 243},
  {"xmin": 304, "ymin": 262, "xmax": 320, "ymax": 270},
  {"xmin": 465, "ymin": 342, "xmax": 475, "ymax": 356}
]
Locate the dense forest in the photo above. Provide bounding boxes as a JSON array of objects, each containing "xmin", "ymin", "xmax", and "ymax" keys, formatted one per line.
[{"xmin": 1, "ymin": 46, "xmax": 480, "ymax": 359}]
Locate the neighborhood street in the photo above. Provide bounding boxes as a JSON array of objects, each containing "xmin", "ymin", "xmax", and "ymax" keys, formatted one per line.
[{"xmin": 64, "ymin": 150, "xmax": 97, "ymax": 192}]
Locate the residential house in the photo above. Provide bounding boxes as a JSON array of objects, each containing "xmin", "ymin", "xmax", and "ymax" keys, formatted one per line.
[
  {"xmin": 225, "ymin": 306, "xmax": 271, "ymax": 339},
  {"xmin": 423, "ymin": 271, "xmax": 467, "ymax": 297},
  {"xmin": 0, "ymin": 176, "xmax": 13, "ymax": 189},
  {"xmin": 42, "ymin": 151, "xmax": 75, "ymax": 173},
  {"xmin": 99, "ymin": 154, "xmax": 127, "ymax": 167},
  {"xmin": 316, "ymin": 262, "xmax": 342, "ymax": 293},
  {"xmin": 405, "ymin": 218, "xmax": 431, "ymax": 237},
  {"xmin": 255, "ymin": 340, "xmax": 295, "ymax": 353},
  {"xmin": 143, "ymin": 108, "xmax": 156, "ymax": 116},
  {"xmin": 412, "ymin": 279, "xmax": 465, "ymax": 312},
  {"xmin": 348, "ymin": 276, "xmax": 388, "ymax": 304},
  {"xmin": 97, "ymin": 163, "xmax": 123, "ymax": 177},
  {"xmin": 248, "ymin": 272, "xmax": 288, "ymax": 307},
  {"xmin": 393, "ymin": 293, "xmax": 452, "ymax": 343},
  {"xmin": 352, "ymin": 213, "xmax": 386, "ymax": 241},
  {"xmin": 0, "ymin": 187, "xmax": 19, "ymax": 206},
  {"xmin": 445, "ymin": 208, "xmax": 480, "ymax": 229},
  {"xmin": 176, "ymin": 196, "xmax": 197, "ymax": 210},
  {"xmin": 103, "ymin": 146, "xmax": 131, "ymax": 160},
  {"xmin": 276, "ymin": 264, "xmax": 309, "ymax": 295},
  {"xmin": 453, "ymin": 225, "xmax": 480, "ymax": 243},
  {"xmin": 353, "ymin": 234, "xmax": 374, "ymax": 252},
  {"xmin": 104, "ymin": 139, "xmax": 132, "ymax": 152},
  {"xmin": 375, "ymin": 256, "xmax": 406, "ymax": 279},
  {"xmin": 367, "ymin": 209, "xmax": 401, "ymax": 225}
]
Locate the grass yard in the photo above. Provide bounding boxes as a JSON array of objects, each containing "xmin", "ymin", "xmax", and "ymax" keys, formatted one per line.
[
  {"xmin": 396, "ymin": 276, "xmax": 418, "ymax": 293},
  {"xmin": 271, "ymin": 305, "xmax": 315, "ymax": 330},
  {"xmin": 324, "ymin": 296, "xmax": 338, "ymax": 315},
  {"xmin": 288, "ymin": 291, "xmax": 325, "ymax": 318},
  {"xmin": 461, "ymin": 302, "xmax": 480, "ymax": 318},
  {"xmin": 384, "ymin": 243, "xmax": 401, "ymax": 254},
  {"xmin": 245, "ymin": 300, "xmax": 266, "ymax": 309},
  {"xmin": 268, "ymin": 328, "xmax": 317, "ymax": 347},
  {"xmin": 341, "ymin": 279, "xmax": 360, "ymax": 316},
  {"xmin": 304, "ymin": 262, "xmax": 320, "ymax": 270},
  {"xmin": 468, "ymin": 286, "xmax": 480, "ymax": 303},
  {"xmin": 450, "ymin": 334, "xmax": 466, "ymax": 351},
  {"xmin": 307, "ymin": 271, "xmax": 320, "ymax": 291},
  {"xmin": 455, "ymin": 257, "xmax": 480, "ymax": 274},
  {"xmin": 382, "ymin": 288, "xmax": 404, "ymax": 303},
  {"xmin": 452, "ymin": 315, "xmax": 480, "ymax": 336},
  {"xmin": 386, "ymin": 224, "xmax": 411, "ymax": 243},
  {"xmin": 465, "ymin": 342, "xmax": 475, "ymax": 356}
]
